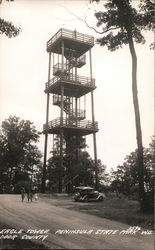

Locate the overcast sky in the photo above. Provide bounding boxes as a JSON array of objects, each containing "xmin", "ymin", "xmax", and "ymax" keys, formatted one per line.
[{"xmin": 0, "ymin": 0, "xmax": 154, "ymax": 171}]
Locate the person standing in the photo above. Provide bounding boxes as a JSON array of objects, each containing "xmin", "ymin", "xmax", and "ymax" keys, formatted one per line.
[
  {"xmin": 27, "ymin": 186, "xmax": 34, "ymax": 202},
  {"xmin": 34, "ymin": 186, "xmax": 38, "ymax": 201},
  {"xmin": 21, "ymin": 187, "xmax": 26, "ymax": 202}
]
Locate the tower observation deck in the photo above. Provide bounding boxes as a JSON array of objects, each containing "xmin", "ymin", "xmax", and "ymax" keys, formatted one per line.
[{"xmin": 42, "ymin": 28, "xmax": 99, "ymax": 193}]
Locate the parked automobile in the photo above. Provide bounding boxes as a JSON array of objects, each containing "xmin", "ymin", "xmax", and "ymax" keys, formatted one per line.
[{"xmin": 73, "ymin": 186, "xmax": 105, "ymax": 202}]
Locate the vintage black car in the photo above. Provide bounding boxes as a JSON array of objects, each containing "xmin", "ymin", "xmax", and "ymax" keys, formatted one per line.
[{"xmin": 73, "ymin": 186, "xmax": 105, "ymax": 202}]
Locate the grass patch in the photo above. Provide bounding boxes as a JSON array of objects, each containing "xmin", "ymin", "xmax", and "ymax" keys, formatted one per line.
[
  {"xmin": 104, "ymin": 197, "xmax": 153, "ymax": 229},
  {"xmin": 85, "ymin": 197, "xmax": 154, "ymax": 230},
  {"xmin": 42, "ymin": 195, "xmax": 154, "ymax": 230}
]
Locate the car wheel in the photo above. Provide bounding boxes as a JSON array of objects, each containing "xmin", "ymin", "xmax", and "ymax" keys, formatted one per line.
[
  {"xmin": 99, "ymin": 196, "xmax": 103, "ymax": 201},
  {"xmin": 84, "ymin": 196, "xmax": 89, "ymax": 202}
]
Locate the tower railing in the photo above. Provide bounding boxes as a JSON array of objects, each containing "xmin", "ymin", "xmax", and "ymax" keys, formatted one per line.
[
  {"xmin": 53, "ymin": 63, "xmax": 68, "ymax": 75},
  {"xmin": 43, "ymin": 117, "xmax": 98, "ymax": 131},
  {"xmin": 68, "ymin": 109, "xmax": 86, "ymax": 120},
  {"xmin": 45, "ymin": 73, "xmax": 95, "ymax": 91},
  {"xmin": 47, "ymin": 28, "xmax": 94, "ymax": 52},
  {"xmin": 53, "ymin": 54, "xmax": 86, "ymax": 76},
  {"xmin": 53, "ymin": 94, "xmax": 67, "ymax": 104},
  {"xmin": 76, "ymin": 54, "xmax": 86, "ymax": 67}
]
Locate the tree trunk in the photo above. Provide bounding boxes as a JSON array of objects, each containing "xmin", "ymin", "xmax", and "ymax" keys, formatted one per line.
[{"xmin": 128, "ymin": 37, "xmax": 145, "ymax": 210}]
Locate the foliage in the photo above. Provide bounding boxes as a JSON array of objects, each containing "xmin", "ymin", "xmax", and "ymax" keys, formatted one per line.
[
  {"xmin": 47, "ymin": 150, "xmax": 95, "ymax": 192},
  {"xmin": 97, "ymin": 159, "xmax": 110, "ymax": 191},
  {"xmin": 46, "ymin": 155, "xmax": 61, "ymax": 192},
  {"xmin": 110, "ymin": 139, "xmax": 154, "ymax": 194},
  {"xmin": 0, "ymin": 0, "xmax": 21, "ymax": 38},
  {"xmin": 46, "ymin": 135, "xmax": 96, "ymax": 192},
  {"xmin": 110, "ymin": 137, "xmax": 154, "ymax": 212},
  {"xmin": 0, "ymin": 116, "xmax": 42, "ymax": 192},
  {"xmin": 76, "ymin": 151, "xmax": 95, "ymax": 186},
  {"xmin": 92, "ymin": 0, "xmax": 154, "ymax": 50},
  {"xmin": 46, "ymin": 144, "xmax": 108, "ymax": 193},
  {"xmin": 0, "ymin": 18, "xmax": 21, "ymax": 38}
]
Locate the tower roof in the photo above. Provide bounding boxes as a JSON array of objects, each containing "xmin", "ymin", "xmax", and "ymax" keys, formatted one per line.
[{"xmin": 47, "ymin": 28, "xmax": 94, "ymax": 57}]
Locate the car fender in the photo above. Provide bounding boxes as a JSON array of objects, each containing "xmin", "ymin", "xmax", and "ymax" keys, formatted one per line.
[{"xmin": 97, "ymin": 194, "xmax": 104, "ymax": 200}]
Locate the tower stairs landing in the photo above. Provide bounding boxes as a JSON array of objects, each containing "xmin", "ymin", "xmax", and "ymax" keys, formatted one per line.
[{"xmin": 53, "ymin": 94, "xmax": 86, "ymax": 120}]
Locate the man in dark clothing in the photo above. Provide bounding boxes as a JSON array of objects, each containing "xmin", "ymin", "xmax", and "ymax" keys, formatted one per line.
[
  {"xmin": 27, "ymin": 187, "xmax": 34, "ymax": 202},
  {"xmin": 21, "ymin": 187, "xmax": 26, "ymax": 202}
]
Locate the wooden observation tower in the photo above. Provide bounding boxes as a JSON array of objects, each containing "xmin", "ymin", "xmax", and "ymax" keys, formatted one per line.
[{"xmin": 42, "ymin": 28, "xmax": 99, "ymax": 193}]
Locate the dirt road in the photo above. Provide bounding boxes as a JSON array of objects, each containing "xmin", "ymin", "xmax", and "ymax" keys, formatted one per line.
[{"xmin": 0, "ymin": 195, "xmax": 153, "ymax": 249}]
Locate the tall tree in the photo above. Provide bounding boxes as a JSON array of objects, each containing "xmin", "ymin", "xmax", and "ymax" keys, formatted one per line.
[
  {"xmin": 0, "ymin": 116, "xmax": 42, "ymax": 191},
  {"xmin": 89, "ymin": 0, "xmax": 154, "ymax": 211},
  {"xmin": 0, "ymin": 0, "xmax": 21, "ymax": 38}
]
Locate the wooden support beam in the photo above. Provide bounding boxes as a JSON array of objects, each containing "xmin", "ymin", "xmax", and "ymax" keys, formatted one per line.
[
  {"xmin": 59, "ymin": 41, "xmax": 65, "ymax": 193},
  {"xmin": 42, "ymin": 52, "xmax": 52, "ymax": 193},
  {"xmin": 59, "ymin": 83, "xmax": 64, "ymax": 193},
  {"xmin": 89, "ymin": 49, "xmax": 99, "ymax": 190}
]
